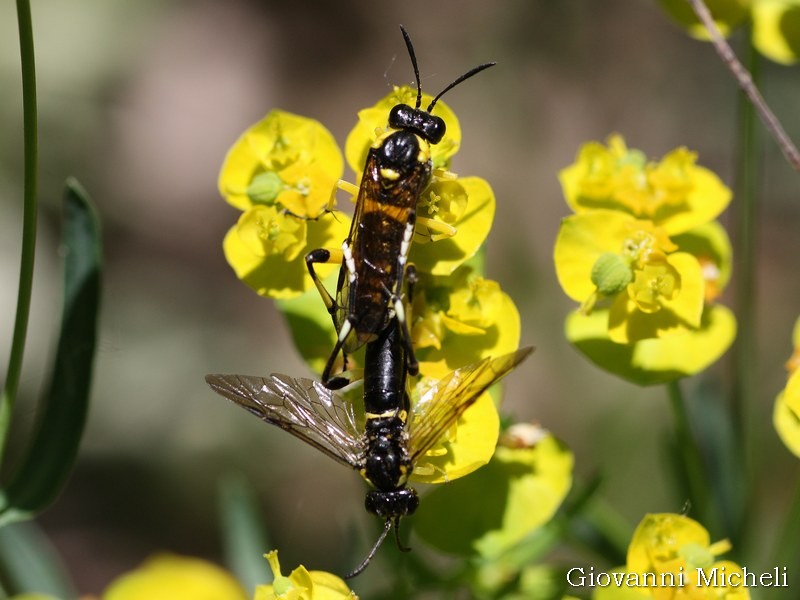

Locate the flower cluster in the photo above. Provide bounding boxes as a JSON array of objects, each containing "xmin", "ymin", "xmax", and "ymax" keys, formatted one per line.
[
  {"xmin": 219, "ymin": 87, "xmax": 516, "ymax": 482},
  {"xmin": 658, "ymin": 0, "xmax": 800, "ymax": 65},
  {"xmin": 218, "ymin": 110, "xmax": 350, "ymax": 299},
  {"xmin": 554, "ymin": 135, "xmax": 736, "ymax": 384},
  {"xmin": 216, "ymin": 86, "xmax": 573, "ymax": 589},
  {"xmin": 774, "ymin": 316, "xmax": 800, "ymax": 457},
  {"xmin": 593, "ymin": 513, "xmax": 750, "ymax": 600}
]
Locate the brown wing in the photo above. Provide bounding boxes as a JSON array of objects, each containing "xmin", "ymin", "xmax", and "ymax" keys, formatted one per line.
[
  {"xmin": 406, "ymin": 347, "xmax": 534, "ymax": 463},
  {"xmin": 205, "ymin": 373, "xmax": 364, "ymax": 470},
  {"xmin": 335, "ymin": 152, "xmax": 383, "ymax": 350}
]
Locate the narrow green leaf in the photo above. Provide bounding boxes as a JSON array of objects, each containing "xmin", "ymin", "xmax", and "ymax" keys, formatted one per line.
[
  {"xmin": 0, "ymin": 520, "xmax": 75, "ymax": 598},
  {"xmin": 0, "ymin": 178, "xmax": 101, "ymax": 524},
  {"xmin": 218, "ymin": 473, "xmax": 271, "ymax": 594}
]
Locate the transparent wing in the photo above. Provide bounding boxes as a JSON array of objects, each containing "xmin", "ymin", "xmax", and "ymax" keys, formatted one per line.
[
  {"xmin": 407, "ymin": 347, "xmax": 534, "ymax": 462},
  {"xmin": 205, "ymin": 373, "xmax": 364, "ymax": 470}
]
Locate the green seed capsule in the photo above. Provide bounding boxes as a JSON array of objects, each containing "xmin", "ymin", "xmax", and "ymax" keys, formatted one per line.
[
  {"xmin": 247, "ymin": 171, "xmax": 283, "ymax": 205},
  {"xmin": 591, "ymin": 253, "xmax": 633, "ymax": 296}
]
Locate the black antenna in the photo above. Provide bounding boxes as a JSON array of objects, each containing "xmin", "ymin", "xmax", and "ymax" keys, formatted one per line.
[
  {"xmin": 393, "ymin": 517, "xmax": 411, "ymax": 552},
  {"xmin": 399, "ymin": 25, "xmax": 423, "ymax": 109},
  {"xmin": 345, "ymin": 519, "xmax": 393, "ymax": 579},
  {"xmin": 427, "ymin": 61, "xmax": 496, "ymax": 112}
]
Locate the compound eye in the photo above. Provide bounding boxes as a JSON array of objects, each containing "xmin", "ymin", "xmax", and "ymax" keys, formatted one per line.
[
  {"xmin": 388, "ymin": 104, "xmax": 414, "ymax": 129},
  {"xmin": 422, "ymin": 115, "xmax": 446, "ymax": 144}
]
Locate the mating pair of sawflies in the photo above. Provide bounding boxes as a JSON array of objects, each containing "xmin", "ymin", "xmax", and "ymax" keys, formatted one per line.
[{"xmin": 207, "ymin": 26, "xmax": 531, "ymax": 578}]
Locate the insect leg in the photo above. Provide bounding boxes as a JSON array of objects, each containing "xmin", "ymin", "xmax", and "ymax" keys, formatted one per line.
[
  {"xmin": 397, "ymin": 264, "xmax": 419, "ymax": 377},
  {"xmin": 327, "ymin": 179, "xmax": 360, "ymax": 212},
  {"xmin": 414, "ymin": 216, "xmax": 457, "ymax": 242},
  {"xmin": 305, "ymin": 247, "xmax": 344, "ymax": 316},
  {"xmin": 321, "ymin": 318, "xmax": 354, "ymax": 390}
]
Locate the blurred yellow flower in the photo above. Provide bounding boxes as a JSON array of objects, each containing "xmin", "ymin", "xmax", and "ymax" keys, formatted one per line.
[
  {"xmin": 559, "ymin": 136, "xmax": 732, "ymax": 234},
  {"xmin": 102, "ymin": 554, "xmax": 246, "ymax": 600},
  {"xmin": 774, "ymin": 316, "xmax": 800, "ymax": 456},
  {"xmin": 592, "ymin": 514, "xmax": 751, "ymax": 600},
  {"xmin": 658, "ymin": 0, "xmax": 800, "ymax": 65},
  {"xmin": 657, "ymin": 0, "xmax": 751, "ymax": 38},
  {"xmin": 254, "ymin": 551, "xmax": 356, "ymax": 600},
  {"xmin": 752, "ymin": 0, "xmax": 800, "ymax": 65}
]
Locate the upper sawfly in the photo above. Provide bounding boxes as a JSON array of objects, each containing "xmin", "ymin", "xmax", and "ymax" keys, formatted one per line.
[{"xmin": 305, "ymin": 25, "xmax": 496, "ymax": 389}]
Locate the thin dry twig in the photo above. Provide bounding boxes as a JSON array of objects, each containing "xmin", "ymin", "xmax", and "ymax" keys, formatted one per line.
[{"xmin": 687, "ymin": 0, "xmax": 800, "ymax": 171}]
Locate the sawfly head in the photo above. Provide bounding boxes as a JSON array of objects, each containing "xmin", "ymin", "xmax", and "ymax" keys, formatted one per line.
[{"xmin": 393, "ymin": 24, "xmax": 496, "ymax": 145}]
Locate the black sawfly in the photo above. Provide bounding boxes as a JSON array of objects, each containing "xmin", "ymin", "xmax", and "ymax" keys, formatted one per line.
[
  {"xmin": 305, "ymin": 25, "xmax": 496, "ymax": 389},
  {"xmin": 206, "ymin": 326, "xmax": 531, "ymax": 578}
]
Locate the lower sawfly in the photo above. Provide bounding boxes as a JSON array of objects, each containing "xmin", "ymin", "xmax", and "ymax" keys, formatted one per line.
[{"xmin": 206, "ymin": 325, "xmax": 531, "ymax": 578}]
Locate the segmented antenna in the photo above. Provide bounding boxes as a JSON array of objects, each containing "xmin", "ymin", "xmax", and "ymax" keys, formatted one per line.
[
  {"xmin": 428, "ymin": 61, "xmax": 496, "ymax": 112},
  {"xmin": 399, "ymin": 25, "xmax": 423, "ymax": 110},
  {"xmin": 399, "ymin": 25, "xmax": 495, "ymax": 114},
  {"xmin": 345, "ymin": 518, "xmax": 393, "ymax": 579}
]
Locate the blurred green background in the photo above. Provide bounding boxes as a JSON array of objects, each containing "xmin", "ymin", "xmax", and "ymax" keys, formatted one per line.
[{"xmin": 1, "ymin": 0, "xmax": 799, "ymax": 592}]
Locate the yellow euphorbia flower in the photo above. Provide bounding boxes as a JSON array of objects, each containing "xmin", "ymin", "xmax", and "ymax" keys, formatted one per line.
[
  {"xmin": 219, "ymin": 110, "xmax": 343, "ymax": 218},
  {"xmin": 411, "ymin": 266, "xmax": 522, "ymax": 369},
  {"xmin": 402, "ymin": 268, "xmax": 522, "ymax": 484},
  {"xmin": 413, "ymin": 427, "xmax": 573, "ymax": 558},
  {"xmin": 566, "ymin": 304, "xmax": 736, "ymax": 386},
  {"xmin": 255, "ymin": 551, "xmax": 356, "ymax": 600},
  {"xmin": 223, "ymin": 211, "xmax": 349, "ymax": 299},
  {"xmin": 774, "ymin": 316, "xmax": 800, "ymax": 457},
  {"xmin": 219, "ymin": 111, "xmax": 352, "ymax": 299},
  {"xmin": 593, "ymin": 514, "xmax": 751, "ymax": 600},
  {"xmin": 102, "ymin": 554, "xmax": 246, "ymax": 600},
  {"xmin": 409, "ymin": 362, "xmax": 500, "ymax": 485},
  {"xmin": 410, "ymin": 176, "xmax": 497, "ymax": 276},
  {"xmin": 554, "ymin": 210, "xmax": 705, "ymax": 343},
  {"xmin": 236, "ymin": 205, "xmax": 308, "ymax": 261},
  {"xmin": 559, "ymin": 136, "xmax": 732, "ymax": 235},
  {"xmin": 658, "ymin": 0, "xmax": 800, "ymax": 65}
]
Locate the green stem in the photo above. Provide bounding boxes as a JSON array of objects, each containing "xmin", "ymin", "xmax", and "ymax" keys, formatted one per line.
[
  {"xmin": 0, "ymin": 0, "xmax": 38, "ymax": 464},
  {"xmin": 730, "ymin": 30, "xmax": 759, "ymax": 537},
  {"xmin": 667, "ymin": 381, "xmax": 710, "ymax": 519},
  {"xmin": 771, "ymin": 476, "xmax": 800, "ymax": 596}
]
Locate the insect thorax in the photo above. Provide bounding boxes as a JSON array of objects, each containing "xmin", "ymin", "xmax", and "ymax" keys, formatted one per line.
[{"xmin": 374, "ymin": 129, "xmax": 432, "ymax": 182}]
